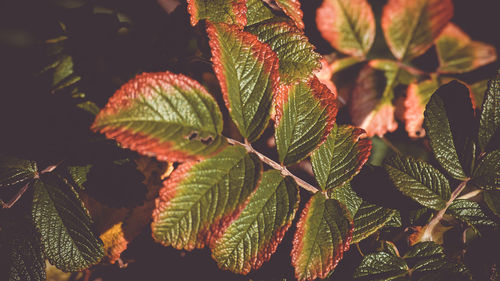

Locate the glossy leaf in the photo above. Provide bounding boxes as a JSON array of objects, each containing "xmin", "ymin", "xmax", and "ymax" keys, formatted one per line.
[
  {"xmin": 274, "ymin": 0, "xmax": 304, "ymax": 29},
  {"xmin": 152, "ymin": 146, "xmax": 262, "ymax": 250},
  {"xmin": 403, "ymin": 242, "xmax": 444, "ymax": 273},
  {"xmin": 92, "ymin": 71, "xmax": 226, "ymax": 162},
  {"xmin": 311, "ymin": 124, "xmax": 371, "ymax": 190},
  {"xmin": 404, "ymin": 79, "xmax": 440, "ymax": 138},
  {"xmin": 350, "ymin": 65, "xmax": 398, "ymax": 137},
  {"xmin": 291, "ymin": 193, "xmax": 353, "ymax": 280},
  {"xmin": 381, "ymin": 0, "xmax": 453, "ymax": 61},
  {"xmin": 384, "ymin": 154, "xmax": 451, "ymax": 210},
  {"xmin": 246, "ymin": 19, "xmax": 321, "ymax": 84},
  {"xmin": 187, "ymin": 0, "xmax": 246, "ymax": 26},
  {"xmin": 483, "ymin": 190, "xmax": 500, "ymax": 218},
  {"xmin": 0, "ymin": 156, "xmax": 37, "ymax": 187},
  {"xmin": 354, "ymin": 252, "xmax": 408, "ymax": 280},
  {"xmin": 423, "ymin": 81, "xmax": 473, "ymax": 180},
  {"xmin": 328, "ymin": 182, "xmax": 363, "ymax": 218},
  {"xmin": 208, "ymin": 22, "xmax": 279, "ymax": 142},
  {"xmin": 478, "ymin": 72, "xmax": 500, "ymax": 152},
  {"xmin": 436, "ymin": 23, "xmax": 497, "ymax": 74},
  {"xmin": 352, "ymin": 202, "xmax": 397, "ymax": 243},
  {"xmin": 245, "ymin": 0, "xmax": 274, "ymax": 26},
  {"xmin": 31, "ymin": 175, "xmax": 104, "ymax": 271},
  {"xmin": 316, "ymin": 0, "xmax": 375, "ymax": 57},
  {"xmin": 447, "ymin": 199, "xmax": 497, "ymax": 232},
  {"xmin": 212, "ymin": 170, "xmax": 299, "ymax": 274},
  {"xmin": 470, "ymin": 150, "xmax": 500, "ymax": 190},
  {"xmin": 275, "ymin": 77, "xmax": 338, "ymax": 165}
]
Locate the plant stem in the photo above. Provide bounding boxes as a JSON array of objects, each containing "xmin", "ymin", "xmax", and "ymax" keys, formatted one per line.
[
  {"xmin": 420, "ymin": 179, "xmax": 469, "ymax": 242},
  {"xmin": 226, "ymin": 138, "xmax": 320, "ymax": 194},
  {"xmin": 0, "ymin": 181, "xmax": 31, "ymax": 209}
]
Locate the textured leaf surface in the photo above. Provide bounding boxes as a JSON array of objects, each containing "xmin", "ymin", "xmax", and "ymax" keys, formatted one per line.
[
  {"xmin": 311, "ymin": 124, "xmax": 371, "ymax": 190},
  {"xmin": 329, "ymin": 183, "xmax": 363, "ymax": 218},
  {"xmin": 436, "ymin": 23, "xmax": 497, "ymax": 73},
  {"xmin": 447, "ymin": 199, "xmax": 497, "ymax": 231},
  {"xmin": 350, "ymin": 65, "xmax": 398, "ymax": 137},
  {"xmin": 92, "ymin": 71, "xmax": 225, "ymax": 162},
  {"xmin": 187, "ymin": 0, "xmax": 246, "ymax": 26},
  {"xmin": 1, "ymin": 212, "xmax": 46, "ymax": 281},
  {"xmin": 212, "ymin": 170, "xmax": 298, "ymax": 274},
  {"xmin": 483, "ymin": 190, "xmax": 500, "ymax": 218},
  {"xmin": 354, "ymin": 252, "xmax": 408, "ymax": 280},
  {"xmin": 470, "ymin": 150, "xmax": 500, "ymax": 190},
  {"xmin": 31, "ymin": 176, "xmax": 104, "ymax": 271},
  {"xmin": 245, "ymin": 0, "xmax": 274, "ymax": 26},
  {"xmin": 316, "ymin": 0, "xmax": 375, "ymax": 57},
  {"xmin": 403, "ymin": 242, "xmax": 444, "ymax": 273},
  {"xmin": 275, "ymin": 0, "xmax": 304, "ymax": 29},
  {"xmin": 404, "ymin": 79, "xmax": 440, "ymax": 138},
  {"xmin": 478, "ymin": 72, "xmax": 500, "ymax": 152},
  {"xmin": 246, "ymin": 19, "xmax": 321, "ymax": 84},
  {"xmin": 66, "ymin": 164, "xmax": 92, "ymax": 190},
  {"xmin": 292, "ymin": 193, "xmax": 353, "ymax": 280},
  {"xmin": 384, "ymin": 154, "xmax": 450, "ymax": 210},
  {"xmin": 423, "ymin": 81, "xmax": 473, "ymax": 180},
  {"xmin": 0, "ymin": 156, "xmax": 37, "ymax": 187},
  {"xmin": 208, "ymin": 22, "xmax": 278, "ymax": 142},
  {"xmin": 152, "ymin": 146, "xmax": 261, "ymax": 250},
  {"xmin": 275, "ymin": 77, "xmax": 338, "ymax": 165},
  {"xmin": 381, "ymin": 0, "xmax": 453, "ymax": 61},
  {"xmin": 352, "ymin": 201, "xmax": 397, "ymax": 243}
]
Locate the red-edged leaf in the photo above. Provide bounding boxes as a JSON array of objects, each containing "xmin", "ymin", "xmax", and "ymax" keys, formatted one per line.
[
  {"xmin": 316, "ymin": 58, "xmax": 337, "ymax": 94},
  {"xmin": 291, "ymin": 193, "xmax": 353, "ymax": 281},
  {"xmin": 92, "ymin": 71, "xmax": 226, "ymax": 162},
  {"xmin": 436, "ymin": 23, "xmax": 497, "ymax": 74},
  {"xmin": 207, "ymin": 22, "xmax": 279, "ymax": 142},
  {"xmin": 274, "ymin": 0, "xmax": 304, "ymax": 29},
  {"xmin": 246, "ymin": 18, "xmax": 321, "ymax": 84},
  {"xmin": 187, "ymin": 0, "xmax": 246, "ymax": 27},
  {"xmin": 316, "ymin": 0, "xmax": 375, "ymax": 57},
  {"xmin": 311, "ymin": 124, "xmax": 371, "ymax": 190},
  {"xmin": 404, "ymin": 79, "xmax": 440, "ymax": 138},
  {"xmin": 381, "ymin": 0, "xmax": 453, "ymax": 61},
  {"xmin": 275, "ymin": 77, "xmax": 338, "ymax": 165},
  {"xmin": 246, "ymin": 0, "xmax": 275, "ymax": 26},
  {"xmin": 151, "ymin": 145, "xmax": 262, "ymax": 250},
  {"xmin": 212, "ymin": 170, "xmax": 299, "ymax": 274},
  {"xmin": 350, "ymin": 65, "xmax": 398, "ymax": 137}
]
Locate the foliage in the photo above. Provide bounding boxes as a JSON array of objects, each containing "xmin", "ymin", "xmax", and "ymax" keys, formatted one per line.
[{"xmin": 0, "ymin": 0, "xmax": 499, "ymax": 281}]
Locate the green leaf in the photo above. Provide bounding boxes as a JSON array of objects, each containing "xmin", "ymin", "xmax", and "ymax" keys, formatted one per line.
[
  {"xmin": 1, "ymin": 211, "xmax": 46, "ymax": 281},
  {"xmin": 245, "ymin": 19, "xmax": 321, "ymax": 84},
  {"xmin": 92, "ymin": 71, "xmax": 226, "ymax": 162},
  {"xmin": 316, "ymin": 0, "xmax": 376, "ymax": 57},
  {"xmin": 186, "ymin": 0, "xmax": 246, "ymax": 26},
  {"xmin": 436, "ymin": 23, "xmax": 497, "ymax": 74},
  {"xmin": 470, "ymin": 80, "xmax": 489, "ymax": 111},
  {"xmin": 245, "ymin": 0, "xmax": 275, "ymax": 26},
  {"xmin": 384, "ymin": 154, "xmax": 451, "ymax": 210},
  {"xmin": 291, "ymin": 193, "xmax": 353, "ymax": 281},
  {"xmin": 32, "ymin": 175, "xmax": 104, "ymax": 271},
  {"xmin": 447, "ymin": 199, "xmax": 497, "ymax": 232},
  {"xmin": 212, "ymin": 170, "xmax": 299, "ymax": 274},
  {"xmin": 381, "ymin": 0, "xmax": 453, "ymax": 61},
  {"xmin": 275, "ymin": 77, "xmax": 338, "ymax": 165},
  {"xmin": 478, "ymin": 71, "xmax": 500, "ymax": 152},
  {"xmin": 470, "ymin": 150, "xmax": 500, "ymax": 190},
  {"xmin": 311, "ymin": 124, "xmax": 371, "ymax": 190},
  {"xmin": 0, "ymin": 156, "xmax": 37, "ymax": 187},
  {"xmin": 423, "ymin": 81, "xmax": 473, "ymax": 180},
  {"xmin": 403, "ymin": 242, "xmax": 444, "ymax": 273},
  {"xmin": 483, "ymin": 190, "xmax": 500, "ymax": 218},
  {"xmin": 328, "ymin": 182, "xmax": 363, "ymax": 218},
  {"xmin": 352, "ymin": 201, "xmax": 397, "ymax": 243},
  {"xmin": 66, "ymin": 164, "xmax": 92, "ymax": 190},
  {"xmin": 274, "ymin": 0, "xmax": 304, "ymax": 29},
  {"xmin": 207, "ymin": 22, "xmax": 278, "ymax": 142},
  {"xmin": 354, "ymin": 252, "xmax": 408, "ymax": 280},
  {"xmin": 152, "ymin": 145, "xmax": 262, "ymax": 250}
]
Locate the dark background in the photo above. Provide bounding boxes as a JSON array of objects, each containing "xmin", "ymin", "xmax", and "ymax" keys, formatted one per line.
[{"xmin": 0, "ymin": 0, "xmax": 499, "ymax": 280}]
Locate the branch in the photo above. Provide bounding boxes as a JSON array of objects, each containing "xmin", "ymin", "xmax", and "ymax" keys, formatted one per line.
[
  {"xmin": 0, "ymin": 181, "xmax": 31, "ymax": 209},
  {"xmin": 226, "ymin": 138, "xmax": 320, "ymax": 194},
  {"xmin": 420, "ymin": 179, "xmax": 469, "ymax": 242}
]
